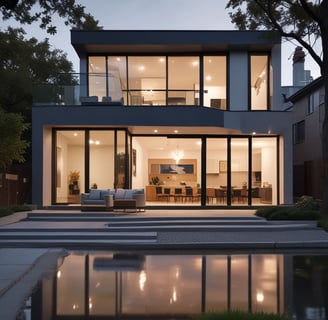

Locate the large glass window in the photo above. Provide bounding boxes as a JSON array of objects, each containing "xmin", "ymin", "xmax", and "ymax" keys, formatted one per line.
[
  {"xmin": 168, "ymin": 56, "xmax": 199, "ymax": 105},
  {"xmin": 55, "ymin": 130, "xmax": 85, "ymax": 204},
  {"xmin": 128, "ymin": 56, "xmax": 166, "ymax": 105},
  {"xmin": 116, "ymin": 130, "xmax": 127, "ymax": 188},
  {"xmin": 206, "ymin": 138, "xmax": 227, "ymax": 206},
  {"xmin": 88, "ymin": 56, "xmax": 125, "ymax": 103},
  {"xmin": 250, "ymin": 55, "xmax": 269, "ymax": 110},
  {"xmin": 231, "ymin": 138, "xmax": 249, "ymax": 205},
  {"xmin": 253, "ymin": 137, "xmax": 277, "ymax": 205},
  {"xmin": 204, "ymin": 56, "xmax": 227, "ymax": 109},
  {"xmin": 133, "ymin": 136, "xmax": 201, "ymax": 206},
  {"xmin": 107, "ymin": 56, "xmax": 126, "ymax": 103},
  {"xmin": 88, "ymin": 56, "xmax": 106, "ymax": 100},
  {"xmin": 89, "ymin": 131, "xmax": 115, "ymax": 190}
]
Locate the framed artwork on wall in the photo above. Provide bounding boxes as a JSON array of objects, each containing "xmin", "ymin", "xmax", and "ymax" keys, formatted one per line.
[{"xmin": 219, "ymin": 160, "xmax": 227, "ymax": 173}]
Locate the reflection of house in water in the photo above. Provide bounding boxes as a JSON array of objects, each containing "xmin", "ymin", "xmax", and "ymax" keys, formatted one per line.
[{"xmin": 25, "ymin": 252, "xmax": 328, "ymax": 319}]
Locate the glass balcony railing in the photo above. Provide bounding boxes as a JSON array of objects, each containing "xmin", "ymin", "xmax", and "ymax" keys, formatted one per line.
[{"xmin": 32, "ymin": 73, "xmax": 225, "ymax": 108}]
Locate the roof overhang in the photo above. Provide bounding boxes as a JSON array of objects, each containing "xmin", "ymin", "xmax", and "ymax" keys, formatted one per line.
[{"xmin": 71, "ymin": 30, "xmax": 281, "ymax": 56}]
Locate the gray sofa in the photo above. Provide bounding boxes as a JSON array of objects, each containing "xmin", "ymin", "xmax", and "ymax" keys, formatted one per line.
[{"xmin": 81, "ymin": 188, "xmax": 145, "ymax": 211}]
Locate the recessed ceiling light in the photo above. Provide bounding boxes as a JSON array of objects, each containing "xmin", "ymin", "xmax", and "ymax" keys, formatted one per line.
[
  {"xmin": 154, "ymin": 129, "xmax": 158, "ymax": 133},
  {"xmin": 73, "ymin": 132, "xmax": 78, "ymax": 137},
  {"xmin": 174, "ymin": 130, "xmax": 179, "ymax": 133},
  {"xmin": 206, "ymin": 75, "xmax": 212, "ymax": 81}
]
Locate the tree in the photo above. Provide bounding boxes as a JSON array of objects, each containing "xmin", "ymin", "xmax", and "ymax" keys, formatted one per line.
[
  {"xmin": 0, "ymin": 27, "xmax": 76, "ymax": 118},
  {"xmin": 226, "ymin": 0, "xmax": 328, "ymax": 213},
  {"xmin": 0, "ymin": 107, "xmax": 29, "ymax": 171},
  {"xmin": 0, "ymin": 0, "xmax": 101, "ymax": 34},
  {"xmin": 0, "ymin": 27, "xmax": 77, "ymax": 166}
]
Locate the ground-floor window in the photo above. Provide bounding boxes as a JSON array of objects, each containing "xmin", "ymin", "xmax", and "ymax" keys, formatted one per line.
[{"xmin": 53, "ymin": 130, "xmax": 279, "ymax": 206}]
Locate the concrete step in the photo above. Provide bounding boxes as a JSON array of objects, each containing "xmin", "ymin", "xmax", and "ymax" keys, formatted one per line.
[
  {"xmin": 0, "ymin": 226, "xmax": 157, "ymax": 248},
  {"xmin": 25, "ymin": 212, "xmax": 263, "ymax": 222}
]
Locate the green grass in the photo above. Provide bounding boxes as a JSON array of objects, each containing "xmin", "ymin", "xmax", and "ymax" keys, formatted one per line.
[
  {"xmin": 194, "ymin": 311, "xmax": 291, "ymax": 320},
  {"xmin": 0, "ymin": 205, "xmax": 31, "ymax": 218}
]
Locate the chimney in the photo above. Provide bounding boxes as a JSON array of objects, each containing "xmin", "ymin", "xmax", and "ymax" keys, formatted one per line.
[{"xmin": 293, "ymin": 46, "xmax": 305, "ymax": 87}]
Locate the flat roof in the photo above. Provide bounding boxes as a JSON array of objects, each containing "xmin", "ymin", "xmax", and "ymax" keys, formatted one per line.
[{"xmin": 71, "ymin": 30, "xmax": 281, "ymax": 56}]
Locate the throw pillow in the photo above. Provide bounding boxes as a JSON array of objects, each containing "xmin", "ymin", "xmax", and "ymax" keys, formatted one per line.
[{"xmin": 89, "ymin": 189, "xmax": 101, "ymax": 200}]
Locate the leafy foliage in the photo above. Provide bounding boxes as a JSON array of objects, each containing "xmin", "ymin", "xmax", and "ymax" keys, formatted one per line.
[
  {"xmin": 226, "ymin": 1, "xmax": 328, "ymax": 214},
  {"xmin": 0, "ymin": 27, "xmax": 77, "ymax": 166},
  {"xmin": 294, "ymin": 195, "xmax": 322, "ymax": 211},
  {"xmin": 255, "ymin": 196, "xmax": 322, "ymax": 220},
  {"xmin": 0, "ymin": 27, "xmax": 76, "ymax": 117},
  {"xmin": 226, "ymin": 0, "xmax": 324, "ymax": 70},
  {"xmin": 0, "ymin": 0, "xmax": 102, "ymax": 34},
  {"xmin": 0, "ymin": 107, "xmax": 29, "ymax": 170},
  {"xmin": 255, "ymin": 206, "xmax": 321, "ymax": 220}
]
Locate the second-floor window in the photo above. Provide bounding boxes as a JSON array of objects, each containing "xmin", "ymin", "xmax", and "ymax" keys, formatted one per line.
[
  {"xmin": 250, "ymin": 54, "xmax": 272, "ymax": 110},
  {"xmin": 293, "ymin": 120, "xmax": 305, "ymax": 144},
  {"xmin": 308, "ymin": 90, "xmax": 322, "ymax": 114},
  {"xmin": 88, "ymin": 55, "xmax": 227, "ymax": 108}
]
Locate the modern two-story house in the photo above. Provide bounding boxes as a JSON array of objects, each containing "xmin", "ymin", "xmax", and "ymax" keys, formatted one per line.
[{"xmin": 32, "ymin": 30, "xmax": 293, "ymax": 209}]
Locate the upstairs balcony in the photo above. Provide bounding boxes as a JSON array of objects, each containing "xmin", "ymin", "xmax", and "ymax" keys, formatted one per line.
[{"xmin": 32, "ymin": 73, "xmax": 227, "ymax": 109}]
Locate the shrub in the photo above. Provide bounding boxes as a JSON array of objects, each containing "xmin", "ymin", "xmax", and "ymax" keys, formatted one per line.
[
  {"xmin": 294, "ymin": 195, "xmax": 321, "ymax": 211},
  {"xmin": 255, "ymin": 206, "xmax": 321, "ymax": 220},
  {"xmin": 0, "ymin": 205, "xmax": 31, "ymax": 218},
  {"xmin": 254, "ymin": 206, "xmax": 278, "ymax": 219},
  {"xmin": 194, "ymin": 311, "xmax": 291, "ymax": 320},
  {"xmin": 318, "ymin": 215, "xmax": 328, "ymax": 231}
]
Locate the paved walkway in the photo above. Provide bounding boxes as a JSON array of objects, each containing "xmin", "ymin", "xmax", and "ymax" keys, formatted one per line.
[{"xmin": 1, "ymin": 208, "xmax": 328, "ymax": 319}]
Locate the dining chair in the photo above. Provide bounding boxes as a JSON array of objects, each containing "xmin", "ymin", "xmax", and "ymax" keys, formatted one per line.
[
  {"xmin": 206, "ymin": 187, "xmax": 216, "ymax": 204},
  {"xmin": 158, "ymin": 187, "xmax": 172, "ymax": 202},
  {"xmin": 174, "ymin": 188, "xmax": 183, "ymax": 202},
  {"xmin": 155, "ymin": 186, "xmax": 163, "ymax": 201}
]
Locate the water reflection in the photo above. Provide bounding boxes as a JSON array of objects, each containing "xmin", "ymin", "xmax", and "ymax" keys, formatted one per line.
[{"xmin": 27, "ymin": 252, "xmax": 328, "ymax": 319}]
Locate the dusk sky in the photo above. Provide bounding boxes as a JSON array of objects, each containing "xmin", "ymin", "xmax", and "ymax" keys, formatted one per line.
[{"xmin": 1, "ymin": 0, "xmax": 321, "ymax": 85}]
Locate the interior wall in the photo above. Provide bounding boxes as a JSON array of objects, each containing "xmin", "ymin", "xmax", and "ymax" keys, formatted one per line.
[
  {"xmin": 90, "ymin": 146, "xmax": 113, "ymax": 189},
  {"xmin": 68, "ymin": 145, "xmax": 84, "ymax": 192},
  {"xmin": 132, "ymin": 139, "xmax": 145, "ymax": 189},
  {"xmin": 43, "ymin": 127, "xmax": 52, "ymax": 206},
  {"xmin": 56, "ymin": 132, "xmax": 68, "ymax": 200}
]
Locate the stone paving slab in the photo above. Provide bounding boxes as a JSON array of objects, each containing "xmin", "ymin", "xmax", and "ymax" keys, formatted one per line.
[
  {"xmin": 0, "ymin": 248, "xmax": 67, "ymax": 320},
  {"xmin": 0, "ymin": 248, "xmax": 48, "ymax": 297}
]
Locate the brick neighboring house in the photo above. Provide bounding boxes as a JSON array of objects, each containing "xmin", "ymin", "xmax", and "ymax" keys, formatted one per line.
[{"xmin": 289, "ymin": 76, "xmax": 325, "ymax": 200}]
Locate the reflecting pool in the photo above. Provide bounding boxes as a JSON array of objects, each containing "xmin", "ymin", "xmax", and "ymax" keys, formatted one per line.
[{"xmin": 24, "ymin": 252, "xmax": 328, "ymax": 319}]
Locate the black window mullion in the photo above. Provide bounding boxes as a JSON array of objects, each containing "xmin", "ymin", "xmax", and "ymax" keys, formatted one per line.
[
  {"xmin": 199, "ymin": 56, "xmax": 204, "ymax": 106},
  {"xmin": 248, "ymin": 137, "xmax": 252, "ymax": 206},
  {"xmin": 227, "ymin": 137, "xmax": 232, "ymax": 205},
  {"xmin": 85, "ymin": 130, "xmax": 90, "ymax": 193},
  {"xmin": 105, "ymin": 56, "xmax": 109, "ymax": 97}
]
